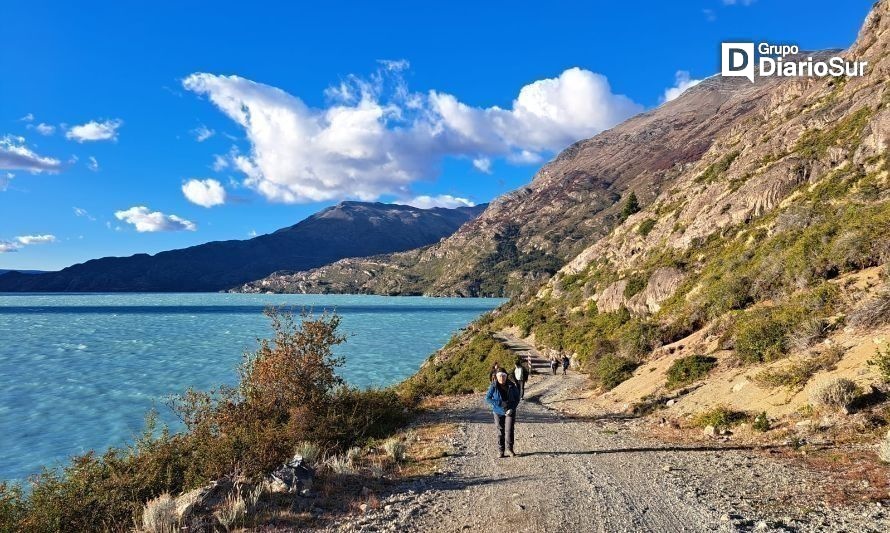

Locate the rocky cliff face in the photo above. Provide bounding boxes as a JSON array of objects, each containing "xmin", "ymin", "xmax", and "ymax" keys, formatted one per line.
[{"xmin": 0, "ymin": 202, "xmax": 486, "ymax": 292}]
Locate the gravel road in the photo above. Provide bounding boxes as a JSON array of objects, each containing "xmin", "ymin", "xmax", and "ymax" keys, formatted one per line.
[{"xmin": 326, "ymin": 334, "xmax": 889, "ymax": 533}]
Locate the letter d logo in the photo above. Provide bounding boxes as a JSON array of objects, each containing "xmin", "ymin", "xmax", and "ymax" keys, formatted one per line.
[{"xmin": 721, "ymin": 42, "xmax": 755, "ymax": 83}]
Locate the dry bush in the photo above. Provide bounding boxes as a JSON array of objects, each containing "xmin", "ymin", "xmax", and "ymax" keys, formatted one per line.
[
  {"xmin": 294, "ymin": 441, "xmax": 321, "ymax": 465},
  {"xmin": 849, "ymin": 289, "xmax": 890, "ymax": 329},
  {"xmin": 754, "ymin": 345, "xmax": 844, "ymax": 389},
  {"xmin": 809, "ymin": 377, "xmax": 858, "ymax": 410},
  {"xmin": 788, "ymin": 317, "xmax": 829, "ymax": 352},
  {"xmin": 325, "ymin": 455, "xmax": 355, "ymax": 475},
  {"xmin": 382, "ymin": 438, "xmax": 407, "ymax": 463},
  {"xmin": 214, "ymin": 492, "xmax": 247, "ymax": 532},
  {"xmin": 141, "ymin": 493, "xmax": 177, "ymax": 533}
]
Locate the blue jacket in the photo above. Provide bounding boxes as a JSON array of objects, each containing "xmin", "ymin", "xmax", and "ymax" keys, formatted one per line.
[{"xmin": 486, "ymin": 381, "xmax": 520, "ymax": 416}]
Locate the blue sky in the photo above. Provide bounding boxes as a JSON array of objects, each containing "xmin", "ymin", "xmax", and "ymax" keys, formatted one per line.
[{"xmin": 0, "ymin": 0, "xmax": 875, "ymax": 271}]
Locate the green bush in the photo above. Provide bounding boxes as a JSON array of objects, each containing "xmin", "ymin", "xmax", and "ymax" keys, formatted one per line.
[
  {"xmin": 619, "ymin": 191, "xmax": 640, "ymax": 221},
  {"xmin": 665, "ymin": 355, "xmax": 717, "ymax": 389},
  {"xmin": 752, "ymin": 412, "xmax": 770, "ymax": 432},
  {"xmin": 593, "ymin": 355, "xmax": 639, "ymax": 391},
  {"xmin": 692, "ymin": 406, "xmax": 747, "ymax": 428},
  {"xmin": 868, "ymin": 346, "xmax": 890, "ymax": 383},
  {"xmin": 623, "ymin": 274, "xmax": 647, "ymax": 299},
  {"xmin": 637, "ymin": 218, "xmax": 657, "ymax": 237},
  {"xmin": 695, "ymin": 150, "xmax": 740, "ymax": 184}
]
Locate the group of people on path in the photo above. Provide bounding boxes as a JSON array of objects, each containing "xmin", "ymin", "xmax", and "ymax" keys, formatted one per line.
[{"xmin": 484, "ymin": 350, "xmax": 572, "ymax": 458}]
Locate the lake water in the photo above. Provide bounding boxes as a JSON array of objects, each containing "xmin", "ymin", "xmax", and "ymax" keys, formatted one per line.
[{"xmin": 0, "ymin": 293, "xmax": 504, "ymax": 482}]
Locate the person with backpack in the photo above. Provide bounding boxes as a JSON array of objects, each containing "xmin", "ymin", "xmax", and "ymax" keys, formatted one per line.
[
  {"xmin": 513, "ymin": 358, "xmax": 529, "ymax": 398},
  {"xmin": 485, "ymin": 370, "xmax": 521, "ymax": 458},
  {"xmin": 561, "ymin": 354, "xmax": 570, "ymax": 376},
  {"xmin": 549, "ymin": 357, "xmax": 558, "ymax": 375}
]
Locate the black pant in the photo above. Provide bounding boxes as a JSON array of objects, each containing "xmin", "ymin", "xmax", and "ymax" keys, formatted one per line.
[
  {"xmin": 493, "ymin": 411, "xmax": 515, "ymax": 453},
  {"xmin": 517, "ymin": 380, "xmax": 525, "ymax": 398}
]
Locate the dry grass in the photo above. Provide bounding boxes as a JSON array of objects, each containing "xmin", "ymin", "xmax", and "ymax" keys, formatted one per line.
[
  {"xmin": 753, "ymin": 346, "xmax": 845, "ymax": 389},
  {"xmin": 382, "ymin": 438, "xmax": 407, "ymax": 463},
  {"xmin": 809, "ymin": 377, "xmax": 858, "ymax": 410},
  {"xmin": 214, "ymin": 492, "xmax": 247, "ymax": 532},
  {"xmin": 140, "ymin": 493, "xmax": 177, "ymax": 533},
  {"xmin": 849, "ymin": 288, "xmax": 890, "ymax": 329}
]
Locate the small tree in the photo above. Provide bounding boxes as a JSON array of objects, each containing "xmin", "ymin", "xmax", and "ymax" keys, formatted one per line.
[{"xmin": 620, "ymin": 191, "xmax": 640, "ymax": 221}]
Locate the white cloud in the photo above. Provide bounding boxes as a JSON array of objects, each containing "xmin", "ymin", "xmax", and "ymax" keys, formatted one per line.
[
  {"xmin": 192, "ymin": 124, "xmax": 215, "ymax": 142},
  {"xmin": 87, "ymin": 156, "xmax": 99, "ymax": 171},
  {"xmin": 472, "ymin": 157, "xmax": 492, "ymax": 174},
  {"xmin": 248, "ymin": 229, "xmax": 258, "ymax": 237},
  {"xmin": 403, "ymin": 194, "xmax": 475, "ymax": 209},
  {"xmin": 34, "ymin": 123, "xmax": 56, "ymax": 136},
  {"xmin": 0, "ymin": 135, "xmax": 62, "ymax": 172},
  {"xmin": 662, "ymin": 71, "xmax": 703, "ymax": 103},
  {"xmin": 0, "ymin": 172, "xmax": 12, "ymax": 191},
  {"xmin": 73, "ymin": 207, "xmax": 96, "ymax": 220},
  {"xmin": 65, "ymin": 119, "xmax": 123, "ymax": 142},
  {"xmin": 114, "ymin": 206, "xmax": 197, "ymax": 232},
  {"xmin": 20, "ymin": 113, "xmax": 34, "ymax": 122},
  {"xmin": 702, "ymin": 8, "xmax": 717, "ymax": 21},
  {"xmin": 182, "ymin": 178, "xmax": 226, "ymax": 207},
  {"xmin": 183, "ymin": 65, "xmax": 642, "ymax": 204},
  {"xmin": 211, "ymin": 154, "xmax": 229, "ymax": 171},
  {"xmin": 723, "ymin": 0, "xmax": 755, "ymax": 5},
  {"xmin": 0, "ymin": 241, "xmax": 19, "ymax": 253},
  {"xmin": 16, "ymin": 234, "xmax": 56, "ymax": 245}
]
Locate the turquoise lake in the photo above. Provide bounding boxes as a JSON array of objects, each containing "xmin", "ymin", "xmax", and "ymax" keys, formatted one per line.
[{"xmin": 0, "ymin": 293, "xmax": 504, "ymax": 482}]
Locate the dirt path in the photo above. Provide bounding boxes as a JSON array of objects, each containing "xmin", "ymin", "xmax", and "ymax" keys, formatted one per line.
[{"xmin": 327, "ymin": 333, "xmax": 889, "ymax": 533}]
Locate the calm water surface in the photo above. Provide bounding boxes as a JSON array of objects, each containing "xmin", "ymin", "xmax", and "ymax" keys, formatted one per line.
[{"xmin": 0, "ymin": 293, "xmax": 504, "ymax": 481}]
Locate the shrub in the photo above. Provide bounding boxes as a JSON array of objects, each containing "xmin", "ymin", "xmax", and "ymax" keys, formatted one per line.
[
  {"xmin": 753, "ymin": 346, "xmax": 844, "ymax": 389},
  {"xmin": 620, "ymin": 191, "xmax": 640, "ymax": 221},
  {"xmin": 141, "ymin": 492, "xmax": 177, "ymax": 533},
  {"xmin": 850, "ymin": 289, "xmax": 890, "ymax": 329},
  {"xmin": 294, "ymin": 441, "xmax": 321, "ymax": 465},
  {"xmin": 809, "ymin": 377, "xmax": 858, "ymax": 410},
  {"xmin": 692, "ymin": 406, "xmax": 747, "ymax": 428},
  {"xmin": 638, "ymin": 218, "xmax": 657, "ymax": 237},
  {"xmin": 214, "ymin": 492, "xmax": 246, "ymax": 532},
  {"xmin": 696, "ymin": 150, "xmax": 741, "ymax": 184},
  {"xmin": 788, "ymin": 317, "xmax": 828, "ymax": 352},
  {"xmin": 382, "ymin": 438, "xmax": 407, "ymax": 463},
  {"xmin": 593, "ymin": 355, "xmax": 639, "ymax": 391},
  {"xmin": 623, "ymin": 274, "xmax": 647, "ymax": 299},
  {"xmin": 752, "ymin": 412, "xmax": 770, "ymax": 432},
  {"xmin": 868, "ymin": 346, "xmax": 890, "ymax": 383},
  {"xmin": 0, "ymin": 483, "xmax": 24, "ymax": 531},
  {"xmin": 665, "ymin": 355, "xmax": 717, "ymax": 389}
]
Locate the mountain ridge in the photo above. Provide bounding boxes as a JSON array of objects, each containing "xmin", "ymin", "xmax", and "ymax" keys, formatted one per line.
[{"xmin": 0, "ymin": 202, "xmax": 486, "ymax": 292}]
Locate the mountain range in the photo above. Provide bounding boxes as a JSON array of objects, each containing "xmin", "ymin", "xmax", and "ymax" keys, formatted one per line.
[{"xmin": 0, "ymin": 202, "xmax": 485, "ymax": 292}]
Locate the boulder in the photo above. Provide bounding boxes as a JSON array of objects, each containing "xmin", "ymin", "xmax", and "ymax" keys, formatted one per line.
[{"xmin": 268, "ymin": 454, "xmax": 314, "ymax": 495}]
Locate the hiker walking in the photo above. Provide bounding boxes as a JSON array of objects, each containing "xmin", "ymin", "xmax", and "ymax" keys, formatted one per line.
[
  {"xmin": 485, "ymin": 370, "xmax": 520, "ymax": 458},
  {"xmin": 489, "ymin": 362, "xmax": 502, "ymax": 382},
  {"xmin": 513, "ymin": 358, "xmax": 529, "ymax": 398},
  {"xmin": 549, "ymin": 357, "xmax": 558, "ymax": 375},
  {"xmin": 561, "ymin": 354, "xmax": 570, "ymax": 376}
]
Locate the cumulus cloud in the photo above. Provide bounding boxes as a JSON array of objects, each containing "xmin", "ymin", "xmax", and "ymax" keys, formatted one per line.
[
  {"xmin": 211, "ymin": 154, "xmax": 229, "ymax": 171},
  {"xmin": 87, "ymin": 156, "xmax": 100, "ymax": 171},
  {"xmin": 114, "ymin": 206, "xmax": 197, "ymax": 232},
  {"xmin": 16, "ymin": 234, "xmax": 56, "ymax": 245},
  {"xmin": 0, "ymin": 135, "xmax": 62, "ymax": 172},
  {"xmin": 472, "ymin": 157, "xmax": 492, "ymax": 174},
  {"xmin": 403, "ymin": 194, "xmax": 475, "ymax": 209},
  {"xmin": 192, "ymin": 124, "xmax": 215, "ymax": 142},
  {"xmin": 0, "ymin": 241, "xmax": 19, "ymax": 252},
  {"xmin": 19, "ymin": 113, "xmax": 34, "ymax": 122},
  {"xmin": 182, "ymin": 178, "xmax": 226, "ymax": 207},
  {"xmin": 662, "ymin": 71, "xmax": 703, "ymax": 103},
  {"xmin": 34, "ymin": 123, "xmax": 56, "ymax": 136},
  {"xmin": 183, "ymin": 65, "xmax": 642, "ymax": 204},
  {"xmin": 66, "ymin": 119, "xmax": 123, "ymax": 142}
]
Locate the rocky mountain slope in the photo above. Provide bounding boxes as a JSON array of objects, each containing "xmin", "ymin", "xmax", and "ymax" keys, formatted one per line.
[
  {"xmin": 236, "ymin": 69, "xmax": 793, "ymax": 296},
  {"xmin": 408, "ymin": 0, "xmax": 890, "ymax": 415},
  {"xmin": 0, "ymin": 202, "xmax": 485, "ymax": 292}
]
